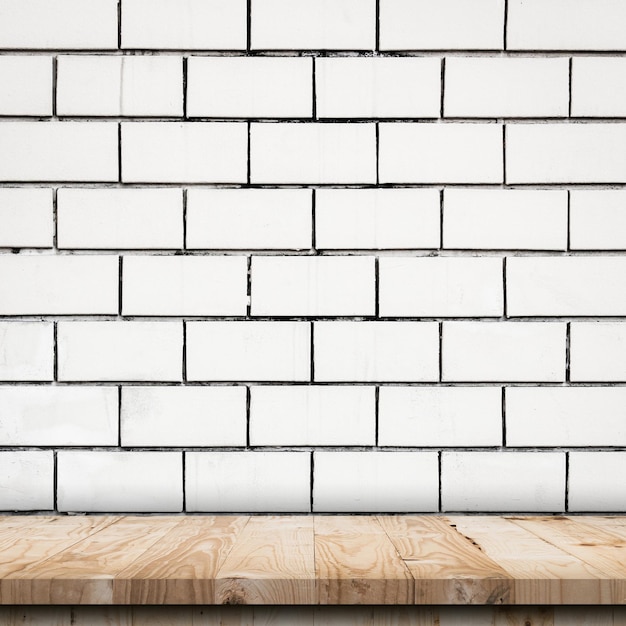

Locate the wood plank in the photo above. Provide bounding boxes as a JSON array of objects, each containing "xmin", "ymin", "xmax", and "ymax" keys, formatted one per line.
[
  {"xmin": 378, "ymin": 516, "xmax": 512, "ymax": 605},
  {"xmin": 113, "ymin": 516, "xmax": 247, "ymax": 604},
  {"xmin": 449, "ymin": 516, "xmax": 611, "ymax": 605},
  {"xmin": 215, "ymin": 516, "xmax": 315, "ymax": 605},
  {"xmin": 574, "ymin": 517, "xmax": 626, "ymax": 540},
  {"xmin": 553, "ymin": 607, "xmax": 616, "ymax": 626},
  {"xmin": 316, "ymin": 516, "xmax": 413, "ymax": 605}
]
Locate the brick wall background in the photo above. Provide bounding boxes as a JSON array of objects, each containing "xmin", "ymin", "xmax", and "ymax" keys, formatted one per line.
[{"xmin": 1, "ymin": 0, "xmax": 625, "ymax": 514}]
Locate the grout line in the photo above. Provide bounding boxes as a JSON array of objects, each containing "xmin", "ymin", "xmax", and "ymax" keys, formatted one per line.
[
  {"xmin": 246, "ymin": 0, "xmax": 252, "ymax": 51},
  {"xmin": 247, "ymin": 121, "xmax": 251, "ymax": 184},
  {"xmin": 182, "ymin": 56, "xmax": 188, "ymax": 119},
  {"xmin": 503, "ymin": 257, "xmax": 508, "ymax": 318},
  {"xmin": 438, "ymin": 322, "xmax": 443, "ymax": 382},
  {"xmin": 501, "ymin": 387, "xmax": 507, "ymax": 447},
  {"xmin": 375, "ymin": 122, "xmax": 380, "ymax": 185},
  {"xmin": 438, "ymin": 450, "xmax": 443, "ymax": 513},
  {"xmin": 52, "ymin": 188, "xmax": 58, "ymax": 250},
  {"xmin": 502, "ymin": 124, "xmax": 507, "ymax": 185},
  {"xmin": 246, "ymin": 256, "xmax": 252, "ymax": 316},
  {"xmin": 118, "ymin": 386, "xmax": 122, "ymax": 447},
  {"xmin": 439, "ymin": 189, "xmax": 444, "ymax": 249},
  {"xmin": 310, "ymin": 451, "xmax": 315, "ymax": 513},
  {"xmin": 52, "ymin": 56, "xmax": 58, "ymax": 118},
  {"xmin": 440, "ymin": 58, "xmax": 446, "ymax": 118},
  {"xmin": 374, "ymin": 257, "xmax": 380, "ymax": 318},
  {"xmin": 565, "ymin": 322, "xmax": 571, "ymax": 382},
  {"xmin": 182, "ymin": 451, "xmax": 187, "ymax": 512},
  {"xmin": 118, "ymin": 256, "xmax": 123, "ymax": 316},
  {"xmin": 375, "ymin": 0, "xmax": 380, "ymax": 52},
  {"xmin": 53, "ymin": 321, "xmax": 58, "ymax": 382},
  {"xmin": 310, "ymin": 322, "xmax": 315, "ymax": 383},
  {"xmin": 564, "ymin": 451, "xmax": 570, "ymax": 512},
  {"xmin": 182, "ymin": 320, "xmax": 187, "ymax": 383},
  {"xmin": 566, "ymin": 190, "xmax": 571, "ymax": 251},
  {"xmin": 503, "ymin": 0, "xmax": 508, "ymax": 50},
  {"xmin": 374, "ymin": 386, "xmax": 380, "ymax": 447},
  {"xmin": 53, "ymin": 450, "xmax": 58, "ymax": 513},
  {"xmin": 312, "ymin": 57, "xmax": 317, "ymax": 120},
  {"xmin": 182, "ymin": 188, "xmax": 188, "ymax": 251},
  {"xmin": 117, "ymin": 123, "xmax": 122, "ymax": 183},
  {"xmin": 568, "ymin": 57, "xmax": 573, "ymax": 117},
  {"xmin": 117, "ymin": 0, "xmax": 122, "ymax": 49},
  {"xmin": 246, "ymin": 386, "xmax": 251, "ymax": 448},
  {"xmin": 311, "ymin": 189, "xmax": 318, "ymax": 254}
]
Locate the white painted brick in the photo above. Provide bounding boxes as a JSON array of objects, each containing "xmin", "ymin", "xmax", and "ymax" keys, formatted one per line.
[
  {"xmin": 316, "ymin": 57, "xmax": 440, "ymax": 119},
  {"xmin": 443, "ymin": 322, "xmax": 566, "ymax": 382},
  {"xmin": 57, "ymin": 321, "xmax": 182, "ymax": 382},
  {"xmin": 315, "ymin": 189, "xmax": 440, "ymax": 250},
  {"xmin": 122, "ymin": 122, "xmax": 247, "ymax": 183},
  {"xmin": 507, "ymin": 387, "xmax": 626, "ymax": 447},
  {"xmin": 57, "ymin": 451, "xmax": 182, "ymax": 513},
  {"xmin": 0, "ymin": 0, "xmax": 117, "ymax": 49},
  {"xmin": 572, "ymin": 58, "xmax": 626, "ymax": 117},
  {"xmin": 57, "ymin": 188, "xmax": 183, "ymax": 250},
  {"xmin": 187, "ymin": 322, "xmax": 310, "ymax": 381},
  {"xmin": 0, "ymin": 255, "xmax": 118, "ymax": 315},
  {"xmin": 507, "ymin": 257, "xmax": 626, "ymax": 316},
  {"xmin": 123, "ymin": 256, "xmax": 248, "ymax": 316},
  {"xmin": 444, "ymin": 189, "xmax": 568, "ymax": 251},
  {"xmin": 508, "ymin": 0, "xmax": 626, "ymax": 51},
  {"xmin": 57, "ymin": 56, "xmax": 183, "ymax": 117},
  {"xmin": 378, "ymin": 387, "xmax": 502, "ymax": 447},
  {"xmin": 314, "ymin": 321, "xmax": 439, "ymax": 382},
  {"xmin": 251, "ymin": 0, "xmax": 375, "ymax": 50},
  {"xmin": 0, "ymin": 56, "xmax": 51, "ymax": 115},
  {"xmin": 0, "ymin": 322, "xmax": 53, "ymax": 381},
  {"xmin": 314, "ymin": 452, "xmax": 439, "ymax": 513},
  {"xmin": 186, "ymin": 189, "xmax": 312, "ymax": 250},
  {"xmin": 507, "ymin": 124, "xmax": 626, "ymax": 184},
  {"xmin": 250, "ymin": 386, "xmax": 375, "ymax": 446},
  {"xmin": 0, "ymin": 188, "xmax": 53, "ymax": 248},
  {"xmin": 0, "ymin": 451, "xmax": 53, "ymax": 511},
  {"xmin": 186, "ymin": 452, "xmax": 310, "ymax": 512},
  {"xmin": 0, "ymin": 386, "xmax": 117, "ymax": 446},
  {"xmin": 379, "ymin": 257, "xmax": 503, "ymax": 317},
  {"xmin": 444, "ymin": 57, "xmax": 568, "ymax": 118},
  {"xmin": 122, "ymin": 0, "xmax": 246, "ymax": 50},
  {"xmin": 380, "ymin": 0, "xmax": 504, "ymax": 51},
  {"xmin": 121, "ymin": 386, "xmax": 246, "ymax": 447},
  {"xmin": 569, "ymin": 453, "xmax": 626, "ymax": 512},
  {"xmin": 187, "ymin": 57, "xmax": 312, "ymax": 118},
  {"xmin": 379, "ymin": 123, "xmax": 503, "ymax": 184},
  {"xmin": 251, "ymin": 256, "xmax": 375, "ymax": 316},
  {"xmin": 570, "ymin": 323, "xmax": 626, "ymax": 382},
  {"xmin": 0, "ymin": 122, "xmax": 118, "ymax": 182},
  {"xmin": 443, "ymin": 452, "xmax": 565, "ymax": 512},
  {"xmin": 250, "ymin": 123, "xmax": 376, "ymax": 184},
  {"xmin": 570, "ymin": 191, "xmax": 626, "ymax": 251}
]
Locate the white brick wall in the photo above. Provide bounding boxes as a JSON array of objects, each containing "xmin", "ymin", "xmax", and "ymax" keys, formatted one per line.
[{"xmin": 1, "ymin": 0, "xmax": 624, "ymax": 514}]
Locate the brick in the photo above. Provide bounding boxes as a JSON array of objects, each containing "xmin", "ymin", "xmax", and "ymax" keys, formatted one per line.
[
  {"xmin": 0, "ymin": 122, "xmax": 118, "ymax": 182},
  {"xmin": 0, "ymin": 386, "xmax": 117, "ymax": 446},
  {"xmin": 507, "ymin": 387, "xmax": 626, "ymax": 447},
  {"xmin": 442, "ymin": 322, "xmax": 566, "ymax": 382},
  {"xmin": 316, "ymin": 57, "xmax": 440, "ymax": 119},
  {"xmin": 122, "ymin": 256, "xmax": 248, "ymax": 316},
  {"xmin": 0, "ymin": 255, "xmax": 118, "ymax": 314},
  {"xmin": 315, "ymin": 189, "xmax": 440, "ymax": 250},
  {"xmin": 186, "ymin": 189, "xmax": 312, "ymax": 250},
  {"xmin": 507, "ymin": 257, "xmax": 626, "ymax": 316},
  {"xmin": 442, "ymin": 452, "xmax": 565, "ymax": 512},
  {"xmin": 0, "ymin": 56, "xmax": 51, "ymax": 115},
  {"xmin": 508, "ymin": 0, "xmax": 626, "ymax": 51},
  {"xmin": 569, "ymin": 453, "xmax": 626, "ymax": 512},
  {"xmin": 0, "ymin": 188, "xmax": 53, "ymax": 248},
  {"xmin": 250, "ymin": 386, "xmax": 375, "ymax": 446},
  {"xmin": 251, "ymin": 0, "xmax": 375, "ymax": 50},
  {"xmin": 57, "ymin": 451, "xmax": 182, "ymax": 513},
  {"xmin": 0, "ymin": 451, "xmax": 53, "ymax": 511},
  {"xmin": 570, "ymin": 323, "xmax": 626, "ymax": 382},
  {"xmin": 121, "ymin": 386, "xmax": 246, "ymax": 447},
  {"xmin": 121, "ymin": 0, "xmax": 246, "ymax": 50},
  {"xmin": 57, "ymin": 321, "xmax": 183, "ymax": 382},
  {"xmin": 0, "ymin": 322, "xmax": 53, "ymax": 381},
  {"xmin": 444, "ymin": 57, "xmax": 568, "ymax": 118},
  {"xmin": 250, "ymin": 123, "xmax": 376, "ymax": 184},
  {"xmin": 186, "ymin": 452, "xmax": 310, "ymax": 512},
  {"xmin": 379, "ymin": 257, "xmax": 503, "ymax": 317},
  {"xmin": 572, "ymin": 58, "xmax": 626, "ymax": 117},
  {"xmin": 379, "ymin": 123, "xmax": 503, "ymax": 183},
  {"xmin": 122, "ymin": 122, "xmax": 247, "ymax": 183},
  {"xmin": 443, "ymin": 189, "xmax": 568, "ymax": 251},
  {"xmin": 506, "ymin": 123, "xmax": 626, "ymax": 184},
  {"xmin": 57, "ymin": 188, "xmax": 183, "ymax": 250},
  {"xmin": 187, "ymin": 57, "xmax": 312, "ymax": 118},
  {"xmin": 380, "ymin": 0, "xmax": 504, "ymax": 51},
  {"xmin": 378, "ymin": 386, "xmax": 502, "ymax": 447},
  {"xmin": 570, "ymin": 191, "xmax": 626, "ymax": 251},
  {"xmin": 314, "ymin": 321, "xmax": 439, "ymax": 382},
  {"xmin": 251, "ymin": 256, "xmax": 375, "ymax": 316},
  {"xmin": 57, "ymin": 56, "xmax": 183, "ymax": 117},
  {"xmin": 186, "ymin": 322, "xmax": 310, "ymax": 381},
  {"xmin": 313, "ymin": 452, "xmax": 439, "ymax": 512},
  {"xmin": 0, "ymin": 0, "xmax": 117, "ymax": 49}
]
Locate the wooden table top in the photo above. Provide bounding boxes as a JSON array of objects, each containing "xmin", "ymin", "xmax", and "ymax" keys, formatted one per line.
[{"xmin": 0, "ymin": 515, "xmax": 624, "ymax": 605}]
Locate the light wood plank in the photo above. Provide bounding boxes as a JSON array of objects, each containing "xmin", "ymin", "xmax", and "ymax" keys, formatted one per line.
[
  {"xmin": 553, "ymin": 607, "xmax": 615, "ymax": 626},
  {"xmin": 449, "ymin": 516, "xmax": 610, "ymax": 605},
  {"xmin": 113, "ymin": 516, "xmax": 247, "ymax": 604},
  {"xmin": 378, "ymin": 516, "xmax": 511, "ymax": 605},
  {"xmin": 574, "ymin": 517, "xmax": 626, "ymax": 540},
  {"xmin": 215, "ymin": 516, "xmax": 315, "ymax": 605},
  {"xmin": 314, "ymin": 606, "xmax": 438, "ymax": 625},
  {"xmin": 316, "ymin": 516, "xmax": 413, "ymax": 605},
  {"xmin": 439, "ymin": 606, "xmax": 555, "ymax": 626}
]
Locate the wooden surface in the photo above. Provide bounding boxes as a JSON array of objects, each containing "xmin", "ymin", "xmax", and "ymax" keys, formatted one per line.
[{"xmin": 0, "ymin": 515, "xmax": 625, "ymax": 605}]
